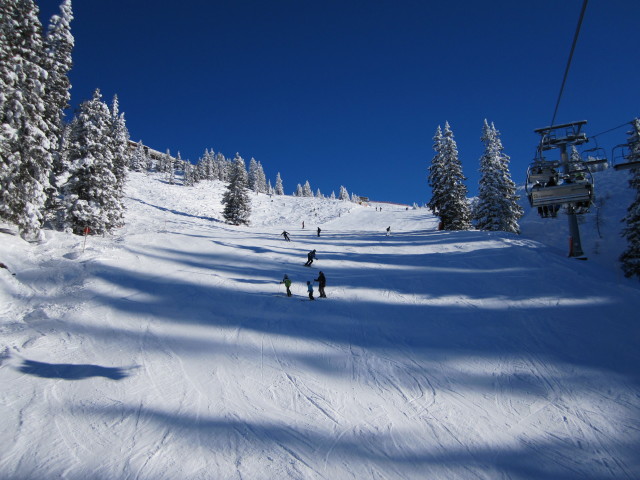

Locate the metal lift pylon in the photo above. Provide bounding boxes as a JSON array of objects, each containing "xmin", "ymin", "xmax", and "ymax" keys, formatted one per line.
[{"xmin": 533, "ymin": 121, "xmax": 590, "ymax": 259}]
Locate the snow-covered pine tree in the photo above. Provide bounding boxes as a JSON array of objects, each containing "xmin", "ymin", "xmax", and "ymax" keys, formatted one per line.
[
  {"xmin": 428, "ymin": 126, "xmax": 446, "ymax": 223},
  {"xmin": 302, "ymin": 180, "xmax": 313, "ymax": 197},
  {"xmin": 620, "ymin": 118, "xmax": 640, "ymax": 279},
  {"xmin": 129, "ymin": 141, "xmax": 146, "ymax": 172},
  {"xmin": 295, "ymin": 184, "xmax": 303, "ymax": 196},
  {"xmin": 167, "ymin": 151, "xmax": 177, "ymax": 185},
  {"xmin": 275, "ymin": 172, "xmax": 284, "ymax": 195},
  {"xmin": 339, "ymin": 185, "xmax": 349, "ymax": 201},
  {"xmin": 256, "ymin": 161, "xmax": 267, "ymax": 194},
  {"xmin": 62, "ymin": 89, "xmax": 117, "ymax": 235},
  {"xmin": 43, "ymin": 0, "xmax": 73, "ymax": 219},
  {"xmin": 160, "ymin": 149, "xmax": 172, "ymax": 175},
  {"xmin": 428, "ymin": 122, "xmax": 471, "ymax": 230},
  {"xmin": 222, "ymin": 153, "xmax": 251, "ymax": 225},
  {"xmin": 474, "ymin": 120, "xmax": 522, "ymax": 233},
  {"xmin": 316, "ymin": 188, "xmax": 323, "ymax": 198},
  {"xmin": 209, "ymin": 150, "xmax": 220, "ymax": 180},
  {"xmin": 330, "ymin": 191, "xmax": 336, "ymax": 200},
  {"xmin": 108, "ymin": 95, "xmax": 129, "ymax": 229},
  {"xmin": 0, "ymin": 0, "xmax": 53, "ymax": 240},
  {"xmin": 183, "ymin": 160, "xmax": 195, "ymax": 187},
  {"xmin": 247, "ymin": 157, "xmax": 258, "ymax": 192},
  {"xmin": 196, "ymin": 150, "xmax": 209, "ymax": 180},
  {"xmin": 215, "ymin": 152, "xmax": 228, "ymax": 181}
]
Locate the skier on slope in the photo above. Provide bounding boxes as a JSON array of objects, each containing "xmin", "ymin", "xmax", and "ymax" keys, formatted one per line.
[
  {"xmin": 281, "ymin": 231, "xmax": 290, "ymax": 241},
  {"xmin": 306, "ymin": 281, "xmax": 315, "ymax": 300},
  {"xmin": 280, "ymin": 274, "xmax": 292, "ymax": 297},
  {"xmin": 317, "ymin": 227, "xmax": 321, "ymax": 237},
  {"xmin": 314, "ymin": 271, "xmax": 327, "ymax": 298},
  {"xmin": 386, "ymin": 226, "xmax": 391, "ymax": 236},
  {"xmin": 304, "ymin": 249, "xmax": 316, "ymax": 267}
]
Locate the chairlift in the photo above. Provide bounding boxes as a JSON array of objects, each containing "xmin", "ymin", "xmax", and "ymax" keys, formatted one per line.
[
  {"xmin": 525, "ymin": 157, "xmax": 594, "ymax": 214},
  {"xmin": 612, "ymin": 143, "xmax": 640, "ymax": 171},
  {"xmin": 581, "ymin": 145, "xmax": 608, "ymax": 172},
  {"xmin": 526, "ymin": 158, "xmax": 559, "ymax": 185}
]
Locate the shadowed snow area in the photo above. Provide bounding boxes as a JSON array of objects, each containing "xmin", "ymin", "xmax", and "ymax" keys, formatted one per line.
[{"xmin": 1, "ymin": 172, "xmax": 639, "ymax": 479}]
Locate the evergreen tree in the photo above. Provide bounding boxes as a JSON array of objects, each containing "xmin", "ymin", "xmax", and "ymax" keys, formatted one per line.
[
  {"xmin": 129, "ymin": 141, "xmax": 146, "ymax": 172},
  {"xmin": 42, "ymin": 0, "xmax": 73, "ymax": 207},
  {"xmin": 247, "ymin": 157, "xmax": 258, "ymax": 191},
  {"xmin": 62, "ymin": 89, "xmax": 117, "ymax": 235},
  {"xmin": 183, "ymin": 160, "xmax": 195, "ymax": 187},
  {"xmin": 339, "ymin": 185, "xmax": 349, "ymax": 201},
  {"xmin": 108, "ymin": 95, "xmax": 129, "ymax": 229},
  {"xmin": 330, "ymin": 191, "xmax": 336, "ymax": 200},
  {"xmin": 295, "ymin": 183, "xmax": 303, "ymax": 196},
  {"xmin": 620, "ymin": 118, "xmax": 640, "ymax": 278},
  {"xmin": 222, "ymin": 153, "xmax": 251, "ymax": 225},
  {"xmin": 215, "ymin": 152, "xmax": 228, "ymax": 181},
  {"xmin": 428, "ymin": 122, "xmax": 471, "ymax": 230},
  {"xmin": 275, "ymin": 172, "xmax": 284, "ymax": 195},
  {"xmin": 256, "ymin": 161, "xmax": 267, "ymax": 193},
  {"xmin": 0, "ymin": 0, "xmax": 53, "ymax": 239},
  {"xmin": 316, "ymin": 188, "xmax": 323, "ymax": 198},
  {"xmin": 302, "ymin": 180, "xmax": 313, "ymax": 197},
  {"xmin": 167, "ymin": 152, "xmax": 176, "ymax": 185},
  {"xmin": 474, "ymin": 120, "xmax": 522, "ymax": 233}
]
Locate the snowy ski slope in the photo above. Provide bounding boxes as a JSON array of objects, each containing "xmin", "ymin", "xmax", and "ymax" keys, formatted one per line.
[{"xmin": 1, "ymin": 172, "xmax": 639, "ymax": 479}]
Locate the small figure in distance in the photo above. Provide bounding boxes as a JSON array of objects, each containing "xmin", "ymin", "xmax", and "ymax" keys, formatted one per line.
[
  {"xmin": 280, "ymin": 274, "xmax": 292, "ymax": 297},
  {"xmin": 317, "ymin": 227, "xmax": 321, "ymax": 237},
  {"xmin": 304, "ymin": 249, "xmax": 317, "ymax": 267},
  {"xmin": 281, "ymin": 230, "xmax": 290, "ymax": 242},
  {"xmin": 386, "ymin": 226, "xmax": 391, "ymax": 236}
]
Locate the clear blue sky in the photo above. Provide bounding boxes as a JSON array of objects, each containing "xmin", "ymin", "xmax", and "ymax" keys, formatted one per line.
[{"xmin": 39, "ymin": 0, "xmax": 639, "ymax": 205}]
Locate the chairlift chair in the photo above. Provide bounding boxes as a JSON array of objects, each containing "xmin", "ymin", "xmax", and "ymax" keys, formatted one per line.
[
  {"xmin": 581, "ymin": 145, "xmax": 608, "ymax": 172},
  {"xmin": 612, "ymin": 143, "xmax": 640, "ymax": 171}
]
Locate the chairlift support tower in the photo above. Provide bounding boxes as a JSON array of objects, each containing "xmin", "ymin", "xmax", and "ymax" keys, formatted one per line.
[{"xmin": 533, "ymin": 120, "xmax": 589, "ymax": 258}]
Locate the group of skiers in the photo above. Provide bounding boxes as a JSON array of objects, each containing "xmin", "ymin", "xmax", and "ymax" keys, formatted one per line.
[
  {"xmin": 277, "ymin": 222, "xmax": 392, "ymax": 300},
  {"xmin": 280, "ymin": 270, "xmax": 326, "ymax": 300}
]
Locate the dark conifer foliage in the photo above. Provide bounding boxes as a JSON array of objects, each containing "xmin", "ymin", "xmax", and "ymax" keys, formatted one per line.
[
  {"xmin": 620, "ymin": 119, "xmax": 640, "ymax": 278},
  {"xmin": 222, "ymin": 153, "xmax": 251, "ymax": 225},
  {"xmin": 0, "ymin": 0, "xmax": 54, "ymax": 240},
  {"xmin": 62, "ymin": 89, "xmax": 117, "ymax": 235},
  {"xmin": 428, "ymin": 122, "xmax": 471, "ymax": 230},
  {"xmin": 474, "ymin": 120, "xmax": 522, "ymax": 233}
]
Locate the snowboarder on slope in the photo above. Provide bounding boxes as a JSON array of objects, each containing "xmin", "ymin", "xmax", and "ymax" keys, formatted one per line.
[
  {"xmin": 314, "ymin": 271, "xmax": 327, "ymax": 298},
  {"xmin": 281, "ymin": 231, "xmax": 290, "ymax": 241},
  {"xmin": 280, "ymin": 274, "xmax": 292, "ymax": 297},
  {"xmin": 307, "ymin": 281, "xmax": 315, "ymax": 300},
  {"xmin": 304, "ymin": 249, "xmax": 316, "ymax": 267}
]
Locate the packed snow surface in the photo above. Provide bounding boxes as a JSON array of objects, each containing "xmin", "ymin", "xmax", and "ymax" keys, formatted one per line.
[{"xmin": 1, "ymin": 172, "xmax": 639, "ymax": 479}]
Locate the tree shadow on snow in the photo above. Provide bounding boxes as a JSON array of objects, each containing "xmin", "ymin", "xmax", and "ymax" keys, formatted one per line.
[{"xmin": 17, "ymin": 359, "xmax": 135, "ymax": 381}]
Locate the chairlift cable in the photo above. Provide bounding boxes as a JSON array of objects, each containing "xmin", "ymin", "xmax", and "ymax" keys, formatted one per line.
[
  {"xmin": 549, "ymin": 0, "xmax": 589, "ymax": 127},
  {"xmin": 588, "ymin": 121, "xmax": 632, "ymax": 140}
]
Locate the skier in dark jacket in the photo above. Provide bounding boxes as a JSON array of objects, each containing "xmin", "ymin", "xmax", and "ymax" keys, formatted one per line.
[
  {"xmin": 281, "ymin": 231, "xmax": 290, "ymax": 241},
  {"xmin": 304, "ymin": 249, "xmax": 316, "ymax": 267},
  {"xmin": 314, "ymin": 271, "xmax": 326, "ymax": 298},
  {"xmin": 317, "ymin": 227, "xmax": 321, "ymax": 237}
]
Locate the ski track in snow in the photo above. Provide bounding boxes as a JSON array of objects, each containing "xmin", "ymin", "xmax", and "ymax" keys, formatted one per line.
[{"xmin": 1, "ymin": 171, "xmax": 640, "ymax": 479}]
